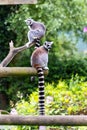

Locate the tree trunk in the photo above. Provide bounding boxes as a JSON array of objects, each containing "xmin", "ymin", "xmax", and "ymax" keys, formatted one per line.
[{"xmin": 0, "ymin": 92, "xmax": 9, "ymax": 110}]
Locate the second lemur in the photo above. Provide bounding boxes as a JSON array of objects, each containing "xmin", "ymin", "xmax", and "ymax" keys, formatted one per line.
[
  {"xmin": 31, "ymin": 41, "xmax": 53, "ymax": 129},
  {"xmin": 25, "ymin": 18, "xmax": 46, "ymax": 48}
]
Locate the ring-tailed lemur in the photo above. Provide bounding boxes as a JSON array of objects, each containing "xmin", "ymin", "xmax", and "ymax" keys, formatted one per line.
[
  {"xmin": 31, "ymin": 41, "xmax": 53, "ymax": 130},
  {"xmin": 25, "ymin": 18, "xmax": 46, "ymax": 48}
]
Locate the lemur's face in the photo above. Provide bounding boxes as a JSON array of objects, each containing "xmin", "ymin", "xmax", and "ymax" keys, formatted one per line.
[
  {"xmin": 44, "ymin": 41, "xmax": 53, "ymax": 50},
  {"xmin": 25, "ymin": 18, "xmax": 34, "ymax": 26}
]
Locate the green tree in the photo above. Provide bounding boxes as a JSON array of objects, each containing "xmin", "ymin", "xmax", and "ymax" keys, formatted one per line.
[
  {"xmin": 0, "ymin": 0, "xmax": 87, "ymax": 109},
  {"xmin": 0, "ymin": 6, "xmax": 18, "ymax": 109}
]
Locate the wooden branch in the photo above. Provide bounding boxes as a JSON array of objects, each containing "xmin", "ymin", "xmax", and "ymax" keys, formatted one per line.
[
  {"xmin": 0, "ymin": 110, "xmax": 9, "ymax": 114},
  {"xmin": 0, "ymin": 0, "xmax": 37, "ymax": 5},
  {"xmin": 0, "ymin": 115, "xmax": 87, "ymax": 126},
  {"xmin": 0, "ymin": 67, "xmax": 48, "ymax": 77},
  {"xmin": 0, "ymin": 41, "xmax": 34, "ymax": 67}
]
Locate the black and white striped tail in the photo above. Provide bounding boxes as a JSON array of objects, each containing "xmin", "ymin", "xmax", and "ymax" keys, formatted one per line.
[
  {"xmin": 37, "ymin": 67, "xmax": 45, "ymax": 115},
  {"xmin": 35, "ymin": 39, "xmax": 40, "ymax": 49},
  {"xmin": 37, "ymin": 67, "xmax": 46, "ymax": 130}
]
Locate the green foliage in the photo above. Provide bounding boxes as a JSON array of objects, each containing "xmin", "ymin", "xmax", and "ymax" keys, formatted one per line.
[
  {"xmin": 0, "ymin": 6, "xmax": 17, "ymax": 61},
  {"xmin": 48, "ymin": 54, "xmax": 87, "ymax": 83},
  {"xmin": 0, "ymin": 6, "xmax": 20, "ymax": 109},
  {"xmin": 0, "ymin": 0, "xmax": 87, "ymax": 111},
  {"xmin": 6, "ymin": 0, "xmax": 87, "ymax": 52},
  {"xmin": 15, "ymin": 75, "xmax": 87, "ymax": 129}
]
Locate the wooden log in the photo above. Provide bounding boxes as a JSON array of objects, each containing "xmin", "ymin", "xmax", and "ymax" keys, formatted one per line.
[
  {"xmin": 0, "ymin": 67, "xmax": 48, "ymax": 77},
  {"xmin": 0, "ymin": 115, "xmax": 87, "ymax": 126},
  {"xmin": 0, "ymin": 0, "xmax": 37, "ymax": 5}
]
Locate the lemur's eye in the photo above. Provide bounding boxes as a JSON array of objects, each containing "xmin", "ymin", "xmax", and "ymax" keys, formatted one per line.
[
  {"xmin": 45, "ymin": 42, "xmax": 47, "ymax": 45},
  {"xmin": 29, "ymin": 21, "xmax": 33, "ymax": 25}
]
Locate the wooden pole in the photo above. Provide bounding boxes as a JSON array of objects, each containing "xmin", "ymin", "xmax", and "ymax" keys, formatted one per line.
[
  {"xmin": 0, "ymin": 67, "xmax": 48, "ymax": 77},
  {"xmin": 0, "ymin": 115, "xmax": 87, "ymax": 126},
  {"xmin": 0, "ymin": 0, "xmax": 37, "ymax": 5}
]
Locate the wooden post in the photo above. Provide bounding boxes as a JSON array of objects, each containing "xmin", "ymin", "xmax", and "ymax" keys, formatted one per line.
[
  {"xmin": 0, "ymin": 115, "xmax": 87, "ymax": 126},
  {"xmin": 0, "ymin": 0, "xmax": 37, "ymax": 5},
  {"xmin": 0, "ymin": 67, "xmax": 48, "ymax": 77}
]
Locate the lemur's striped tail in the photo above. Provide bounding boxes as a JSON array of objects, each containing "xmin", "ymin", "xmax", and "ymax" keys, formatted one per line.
[
  {"xmin": 37, "ymin": 67, "xmax": 46, "ymax": 130},
  {"xmin": 35, "ymin": 39, "xmax": 40, "ymax": 49},
  {"xmin": 37, "ymin": 67, "xmax": 45, "ymax": 115}
]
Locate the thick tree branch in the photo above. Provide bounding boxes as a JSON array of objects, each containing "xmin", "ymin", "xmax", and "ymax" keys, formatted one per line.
[{"xmin": 0, "ymin": 41, "xmax": 33, "ymax": 67}]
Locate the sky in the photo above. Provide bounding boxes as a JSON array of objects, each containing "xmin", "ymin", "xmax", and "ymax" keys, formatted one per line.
[{"xmin": 76, "ymin": 38, "xmax": 87, "ymax": 53}]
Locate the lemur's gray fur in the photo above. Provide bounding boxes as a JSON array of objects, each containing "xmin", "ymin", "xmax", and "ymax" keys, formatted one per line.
[{"xmin": 25, "ymin": 18, "xmax": 46, "ymax": 48}]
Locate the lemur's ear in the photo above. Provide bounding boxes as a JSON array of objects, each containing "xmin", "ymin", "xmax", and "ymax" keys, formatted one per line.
[
  {"xmin": 24, "ymin": 18, "xmax": 34, "ymax": 26},
  {"xmin": 51, "ymin": 42, "xmax": 53, "ymax": 44},
  {"xmin": 44, "ymin": 41, "xmax": 47, "ymax": 45},
  {"xmin": 24, "ymin": 19, "xmax": 27, "ymax": 22},
  {"xmin": 44, "ymin": 41, "xmax": 53, "ymax": 45}
]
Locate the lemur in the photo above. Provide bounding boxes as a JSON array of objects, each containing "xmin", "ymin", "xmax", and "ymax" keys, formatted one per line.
[
  {"xmin": 25, "ymin": 18, "xmax": 46, "ymax": 49},
  {"xmin": 31, "ymin": 41, "xmax": 53, "ymax": 130}
]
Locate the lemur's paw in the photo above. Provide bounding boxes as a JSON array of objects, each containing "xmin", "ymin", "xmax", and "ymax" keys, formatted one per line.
[
  {"xmin": 26, "ymin": 42, "xmax": 34, "ymax": 48},
  {"xmin": 43, "ymin": 67, "xmax": 49, "ymax": 70},
  {"xmin": 26, "ymin": 43, "xmax": 29, "ymax": 48}
]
